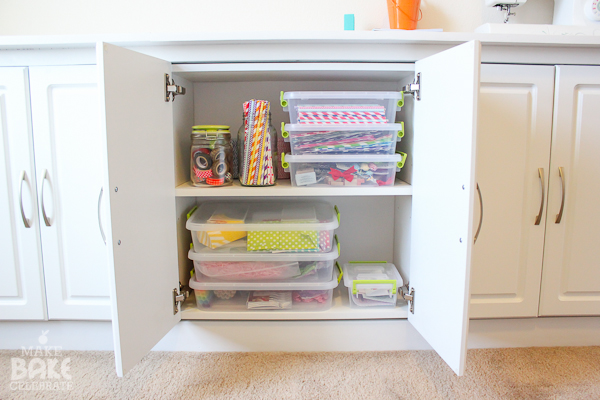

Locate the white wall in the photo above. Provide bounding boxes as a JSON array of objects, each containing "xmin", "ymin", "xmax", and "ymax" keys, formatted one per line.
[{"xmin": 0, "ymin": 0, "xmax": 554, "ymax": 35}]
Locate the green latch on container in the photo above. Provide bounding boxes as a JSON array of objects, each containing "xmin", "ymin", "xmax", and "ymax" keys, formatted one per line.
[
  {"xmin": 280, "ymin": 91, "xmax": 288, "ymax": 108},
  {"xmin": 281, "ymin": 152, "xmax": 289, "ymax": 169},
  {"xmin": 397, "ymin": 92, "xmax": 405, "ymax": 108},
  {"xmin": 396, "ymin": 152, "xmax": 408, "ymax": 169},
  {"xmin": 397, "ymin": 121, "xmax": 405, "ymax": 139},
  {"xmin": 334, "ymin": 234, "xmax": 340, "ymax": 256},
  {"xmin": 334, "ymin": 205, "xmax": 340, "ymax": 225},
  {"xmin": 281, "ymin": 122, "xmax": 289, "ymax": 138},
  {"xmin": 336, "ymin": 261, "xmax": 343, "ymax": 283},
  {"xmin": 187, "ymin": 205, "xmax": 198, "ymax": 220},
  {"xmin": 352, "ymin": 279, "xmax": 397, "ymax": 295}
]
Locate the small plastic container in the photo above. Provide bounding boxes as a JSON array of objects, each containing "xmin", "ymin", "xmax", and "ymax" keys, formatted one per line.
[
  {"xmin": 190, "ymin": 125, "xmax": 234, "ymax": 187},
  {"xmin": 188, "ymin": 235, "xmax": 340, "ymax": 282},
  {"xmin": 187, "ymin": 201, "xmax": 340, "ymax": 253},
  {"xmin": 342, "ymin": 262, "xmax": 403, "ymax": 308},
  {"xmin": 281, "ymin": 153, "xmax": 407, "ymax": 187},
  {"xmin": 280, "ymin": 91, "xmax": 404, "ymax": 125},
  {"xmin": 188, "ymin": 264, "xmax": 340, "ymax": 312},
  {"xmin": 282, "ymin": 122, "xmax": 404, "ymax": 156}
]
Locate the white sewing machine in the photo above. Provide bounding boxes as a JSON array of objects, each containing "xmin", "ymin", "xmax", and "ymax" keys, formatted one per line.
[{"xmin": 477, "ymin": 0, "xmax": 600, "ymax": 34}]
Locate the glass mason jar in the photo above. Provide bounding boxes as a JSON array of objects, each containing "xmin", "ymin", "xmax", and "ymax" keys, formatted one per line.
[
  {"xmin": 237, "ymin": 112, "xmax": 278, "ymax": 187},
  {"xmin": 190, "ymin": 125, "xmax": 233, "ymax": 187}
]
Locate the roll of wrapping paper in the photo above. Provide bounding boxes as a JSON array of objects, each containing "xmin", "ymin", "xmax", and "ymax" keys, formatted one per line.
[{"xmin": 241, "ymin": 99, "xmax": 275, "ymax": 186}]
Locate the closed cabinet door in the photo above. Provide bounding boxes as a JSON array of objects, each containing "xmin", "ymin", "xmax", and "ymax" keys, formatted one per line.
[
  {"xmin": 539, "ymin": 66, "xmax": 600, "ymax": 316},
  {"xmin": 0, "ymin": 67, "xmax": 46, "ymax": 320},
  {"xmin": 470, "ymin": 65, "xmax": 555, "ymax": 318},
  {"xmin": 29, "ymin": 65, "xmax": 111, "ymax": 320}
]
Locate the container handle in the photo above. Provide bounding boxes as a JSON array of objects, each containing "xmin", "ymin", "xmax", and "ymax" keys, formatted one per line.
[
  {"xmin": 336, "ymin": 261, "xmax": 343, "ymax": 283},
  {"xmin": 397, "ymin": 121, "xmax": 405, "ymax": 139},
  {"xmin": 352, "ymin": 279, "xmax": 397, "ymax": 295},
  {"xmin": 334, "ymin": 205, "xmax": 340, "ymax": 225},
  {"xmin": 280, "ymin": 91, "xmax": 288, "ymax": 108},
  {"xmin": 281, "ymin": 122, "xmax": 289, "ymax": 138},
  {"xmin": 187, "ymin": 205, "xmax": 198, "ymax": 220},
  {"xmin": 334, "ymin": 234, "xmax": 340, "ymax": 256},
  {"xmin": 396, "ymin": 151, "xmax": 407, "ymax": 169},
  {"xmin": 397, "ymin": 91, "xmax": 405, "ymax": 108},
  {"xmin": 281, "ymin": 152, "xmax": 289, "ymax": 169}
]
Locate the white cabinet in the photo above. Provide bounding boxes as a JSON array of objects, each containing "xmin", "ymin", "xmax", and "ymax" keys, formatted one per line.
[
  {"xmin": 470, "ymin": 64, "xmax": 555, "ymax": 318},
  {"xmin": 94, "ymin": 41, "xmax": 481, "ymax": 376},
  {"xmin": 0, "ymin": 67, "xmax": 46, "ymax": 320},
  {"xmin": 28, "ymin": 66, "xmax": 111, "ymax": 320},
  {"xmin": 539, "ymin": 66, "xmax": 600, "ymax": 316},
  {"xmin": 0, "ymin": 65, "xmax": 111, "ymax": 321}
]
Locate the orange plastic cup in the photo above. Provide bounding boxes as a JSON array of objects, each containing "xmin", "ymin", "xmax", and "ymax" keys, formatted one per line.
[{"xmin": 387, "ymin": 0, "xmax": 421, "ymax": 30}]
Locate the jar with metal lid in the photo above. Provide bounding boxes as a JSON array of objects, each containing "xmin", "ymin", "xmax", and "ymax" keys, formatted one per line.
[
  {"xmin": 237, "ymin": 108, "xmax": 278, "ymax": 187},
  {"xmin": 190, "ymin": 125, "xmax": 233, "ymax": 187}
]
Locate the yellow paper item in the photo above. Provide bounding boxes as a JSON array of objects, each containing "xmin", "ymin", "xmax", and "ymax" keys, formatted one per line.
[{"xmin": 198, "ymin": 230, "xmax": 247, "ymax": 249}]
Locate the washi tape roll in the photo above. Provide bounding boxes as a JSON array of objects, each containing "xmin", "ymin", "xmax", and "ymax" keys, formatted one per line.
[
  {"xmin": 212, "ymin": 160, "xmax": 227, "ymax": 177},
  {"xmin": 211, "ymin": 148, "xmax": 225, "ymax": 161},
  {"xmin": 194, "ymin": 152, "xmax": 212, "ymax": 170},
  {"xmin": 206, "ymin": 177, "xmax": 225, "ymax": 186}
]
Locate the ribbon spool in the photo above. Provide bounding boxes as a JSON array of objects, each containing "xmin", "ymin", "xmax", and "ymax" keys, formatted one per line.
[{"xmin": 212, "ymin": 160, "xmax": 228, "ymax": 177}]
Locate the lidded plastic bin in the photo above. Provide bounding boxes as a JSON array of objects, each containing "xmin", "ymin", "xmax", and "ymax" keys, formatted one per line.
[
  {"xmin": 186, "ymin": 201, "xmax": 340, "ymax": 253},
  {"xmin": 188, "ymin": 235, "xmax": 340, "ymax": 282},
  {"xmin": 280, "ymin": 91, "xmax": 404, "ymax": 125},
  {"xmin": 281, "ymin": 122, "xmax": 404, "ymax": 156},
  {"xmin": 281, "ymin": 153, "xmax": 407, "ymax": 187},
  {"xmin": 342, "ymin": 262, "xmax": 403, "ymax": 308},
  {"xmin": 188, "ymin": 263, "xmax": 341, "ymax": 312}
]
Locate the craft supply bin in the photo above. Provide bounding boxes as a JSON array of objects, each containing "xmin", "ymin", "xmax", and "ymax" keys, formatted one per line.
[
  {"xmin": 188, "ymin": 264, "xmax": 340, "ymax": 312},
  {"xmin": 282, "ymin": 123, "xmax": 404, "ymax": 156},
  {"xmin": 188, "ymin": 235, "xmax": 340, "ymax": 282},
  {"xmin": 342, "ymin": 262, "xmax": 403, "ymax": 308},
  {"xmin": 280, "ymin": 91, "xmax": 404, "ymax": 125},
  {"xmin": 281, "ymin": 153, "xmax": 407, "ymax": 187},
  {"xmin": 186, "ymin": 201, "xmax": 340, "ymax": 253}
]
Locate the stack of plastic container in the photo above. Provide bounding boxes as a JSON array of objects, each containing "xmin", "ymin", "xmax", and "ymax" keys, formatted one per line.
[
  {"xmin": 186, "ymin": 201, "xmax": 341, "ymax": 312},
  {"xmin": 279, "ymin": 91, "xmax": 408, "ymax": 188}
]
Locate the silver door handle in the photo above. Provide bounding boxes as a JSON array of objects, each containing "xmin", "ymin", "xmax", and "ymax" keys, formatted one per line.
[
  {"xmin": 98, "ymin": 187, "xmax": 106, "ymax": 244},
  {"xmin": 41, "ymin": 169, "xmax": 52, "ymax": 227},
  {"xmin": 474, "ymin": 183, "xmax": 483, "ymax": 244},
  {"xmin": 555, "ymin": 167, "xmax": 565, "ymax": 224},
  {"xmin": 19, "ymin": 171, "xmax": 32, "ymax": 228},
  {"xmin": 535, "ymin": 168, "xmax": 545, "ymax": 225}
]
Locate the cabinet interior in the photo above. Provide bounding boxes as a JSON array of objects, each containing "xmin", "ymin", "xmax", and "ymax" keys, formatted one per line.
[{"xmin": 170, "ymin": 64, "xmax": 417, "ymax": 319}]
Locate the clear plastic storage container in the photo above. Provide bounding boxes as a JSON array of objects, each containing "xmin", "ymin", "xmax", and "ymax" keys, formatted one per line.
[
  {"xmin": 188, "ymin": 235, "xmax": 339, "ymax": 282},
  {"xmin": 280, "ymin": 91, "xmax": 404, "ymax": 125},
  {"xmin": 282, "ymin": 123, "xmax": 404, "ymax": 156},
  {"xmin": 281, "ymin": 153, "xmax": 406, "ymax": 187},
  {"xmin": 342, "ymin": 262, "xmax": 403, "ymax": 308},
  {"xmin": 186, "ymin": 201, "xmax": 340, "ymax": 253},
  {"xmin": 188, "ymin": 264, "xmax": 340, "ymax": 312}
]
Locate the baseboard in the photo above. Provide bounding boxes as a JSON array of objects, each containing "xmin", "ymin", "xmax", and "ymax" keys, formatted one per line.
[{"xmin": 1, "ymin": 317, "xmax": 599, "ymax": 353}]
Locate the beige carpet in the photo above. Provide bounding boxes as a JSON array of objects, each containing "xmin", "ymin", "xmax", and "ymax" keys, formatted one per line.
[{"xmin": 1, "ymin": 347, "xmax": 600, "ymax": 399}]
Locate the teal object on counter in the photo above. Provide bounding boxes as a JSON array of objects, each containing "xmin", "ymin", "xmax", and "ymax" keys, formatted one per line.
[{"xmin": 344, "ymin": 14, "xmax": 355, "ymax": 31}]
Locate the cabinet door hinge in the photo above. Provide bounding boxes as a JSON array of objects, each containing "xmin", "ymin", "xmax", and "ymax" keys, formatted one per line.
[
  {"xmin": 402, "ymin": 72, "xmax": 421, "ymax": 101},
  {"xmin": 399, "ymin": 284, "xmax": 415, "ymax": 314},
  {"xmin": 172, "ymin": 283, "xmax": 190, "ymax": 315},
  {"xmin": 165, "ymin": 73, "xmax": 186, "ymax": 102}
]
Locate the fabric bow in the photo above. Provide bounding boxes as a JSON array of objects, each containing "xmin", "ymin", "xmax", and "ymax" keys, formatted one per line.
[
  {"xmin": 330, "ymin": 166, "xmax": 356, "ymax": 182},
  {"xmin": 377, "ymin": 177, "xmax": 394, "ymax": 186}
]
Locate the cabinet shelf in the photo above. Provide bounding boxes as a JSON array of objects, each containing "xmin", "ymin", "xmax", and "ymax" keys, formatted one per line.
[
  {"xmin": 175, "ymin": 179, "xmax": 412, "ymax": 197},
  {"xmin": 181, "ymin": 288, "xmax": 409, "ymax": 320}
]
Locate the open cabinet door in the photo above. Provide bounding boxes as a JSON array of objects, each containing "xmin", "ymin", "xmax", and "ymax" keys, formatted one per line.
[
  {"xmin": 408, "ymin": 41, "xmax": 481, "ymax": 375},
  {"xmin": 97, "ymin": 43, "xmax": 181, "ymax": 377}
]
